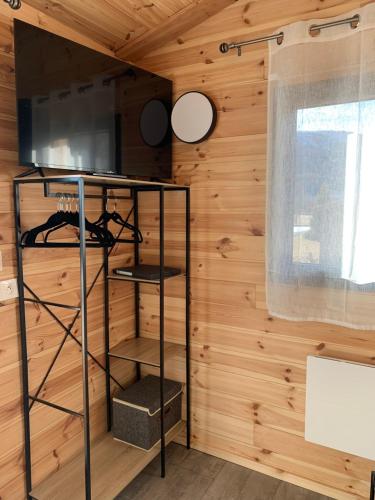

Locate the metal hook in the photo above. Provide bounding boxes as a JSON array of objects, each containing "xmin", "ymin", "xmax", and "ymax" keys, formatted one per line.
[
  {"xmin": 57, "ymin": 193, "xmax": 62, "ymax": 212},
  {"xmin": 68, "ymin": 195, "xmax": 72, "ymax": 213},
  {"xmin": 63, "ymin": 193, "xmax": 69, "ymax": 213},
  {"xmin": 66, "ymin": 194, "xmax": 72, "ymax": 213}
]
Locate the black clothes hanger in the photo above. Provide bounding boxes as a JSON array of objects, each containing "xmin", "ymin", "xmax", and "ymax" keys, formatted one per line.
[
  {"xmin": 21, "ymin": 212, "xmax": 63, "ymax": 244},
  {"xmin": 43, "ymin": 195, "xmax": 115, "ymax": 245},
  {"xmin": 21, "ymin": 208, "xmax": 69, "ymax": 245},
  {"xmin": 42, "ymin": 211, "xmax": 115, "ymax": 246},
  {"xmin": 92, "ymin": 203, "xmax": 143, "ymax": 244},
  {"xmin": 21, "ymin": 194, "xmax": 115, "ymax": 247}
]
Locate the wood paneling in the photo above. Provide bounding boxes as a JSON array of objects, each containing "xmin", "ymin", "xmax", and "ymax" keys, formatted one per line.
[
  {"xmin": 3, "ymin": 0, "xmax": 375, "ymax": 498},
  {"xmin": 115, "ymin": 0, "xmax": 237, "ymax": 61},
  {"xmin": 21, "ymin": 0, "xmax": 234, "ymax": 60},
  {"xmin": 137, "ymin": 0, "xmax": 375, "ymax": 498},
  {"xmin": 0, "ymin": 3, "xmax": 114, "ymax": 57}
]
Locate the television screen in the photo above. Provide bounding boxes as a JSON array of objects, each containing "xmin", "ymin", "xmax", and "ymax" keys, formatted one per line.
[{"xmin": 14, "ymin": 20, "xmax": 172, "ymax": 178}]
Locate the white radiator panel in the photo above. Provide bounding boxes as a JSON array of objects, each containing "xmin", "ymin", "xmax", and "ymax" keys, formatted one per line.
[{"xmin": 305, "ymin": 355, "xmax": 375, "ymax": 460}]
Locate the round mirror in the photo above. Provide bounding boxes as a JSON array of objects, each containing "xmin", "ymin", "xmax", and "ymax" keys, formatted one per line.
[
  {"xmin": 140, "ymin": 99, "xmax": 170, "ymax": 147},
  {"xmin": 171, "ymin": 91, "xmax": 216, "ymax": 143}
]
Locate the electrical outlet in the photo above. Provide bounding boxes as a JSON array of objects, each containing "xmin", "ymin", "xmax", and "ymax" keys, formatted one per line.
[{"xmin": 0, "ymin": 278, "xmax": 18, "ymax": 301}]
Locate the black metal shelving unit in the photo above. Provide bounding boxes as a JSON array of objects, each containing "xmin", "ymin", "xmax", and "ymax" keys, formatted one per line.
[{"xmin": 14, "ymin": 174, "xmax": 190, "ymax": 500}]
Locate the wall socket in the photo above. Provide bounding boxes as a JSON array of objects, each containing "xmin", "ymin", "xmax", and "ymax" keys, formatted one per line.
[{"xmin": 0, "ymin": 279, "xmax": 19, "ymax": 301}]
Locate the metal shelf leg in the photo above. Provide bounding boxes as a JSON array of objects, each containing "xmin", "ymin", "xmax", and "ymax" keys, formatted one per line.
[
  {"xmin": 103, "ymin": 187, "xmax": 112, "ymax": 432},
  {"xmin": 14, "ymin": 181, "xmax": 33, "ymax": 499},
  {"xmin": 78, "ymin": 179, "xmax": 92, "ymax": 500},
  {"xmin": 185, "ymin": 188, "xmax": 191, "ymax": 450},
  {"xmin": 134, "ymin": 189, "xmax": 141, "ymax": 381},
  {"xmin": 159, "ymin": 187, "xmax": 166, "ymax": 478}
]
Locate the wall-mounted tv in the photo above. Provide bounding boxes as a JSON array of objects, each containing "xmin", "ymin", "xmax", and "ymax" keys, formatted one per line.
[{"xmin": 14, "ymin": 20, "xmax": 172, "ymax": 178}]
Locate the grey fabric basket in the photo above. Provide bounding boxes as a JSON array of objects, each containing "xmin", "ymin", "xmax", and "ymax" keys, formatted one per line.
[{"xmin": 112, "ymin": 375, "xmax": 182, "ymax": 451}]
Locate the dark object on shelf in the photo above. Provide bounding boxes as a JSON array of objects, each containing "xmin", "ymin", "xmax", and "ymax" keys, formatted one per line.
[
  {"xmin": 112, "ymin": 375, "xmax": 182, "ymax": 451},
  {"xmin": 113, "ymin": 264, "xmax": 181, "ymax": 280}
]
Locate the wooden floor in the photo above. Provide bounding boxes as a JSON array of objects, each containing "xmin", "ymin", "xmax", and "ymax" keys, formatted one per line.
[{"xmin": 117, "ymin": 443, "xmax": 333, "ymax": 500}]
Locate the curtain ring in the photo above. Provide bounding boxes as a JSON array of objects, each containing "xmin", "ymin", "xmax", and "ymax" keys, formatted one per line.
[
  {"xmin": 64, "ymin": 193, "xmax": 69, "ymax": 213},
  {"xmin": 276, "ymin": 32, "xmax": 284, "ymax": 45},
  {"xmin": 350, "ymin": 15, "xmax": 360, "ymax": 29}
]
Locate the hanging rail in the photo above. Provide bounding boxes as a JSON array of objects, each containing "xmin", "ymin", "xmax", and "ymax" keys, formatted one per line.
[{"xmin": 220, "ymin": 13, "xmax": 360, "ymax": 56}]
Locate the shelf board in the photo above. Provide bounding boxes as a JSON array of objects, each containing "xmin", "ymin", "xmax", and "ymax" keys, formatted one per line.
[
  {"xmin": 108, "ymin": 337, "xmax": 185, "ymax": 367},
  {"xmin": 31, "ymin": 422, "xmax": 183, "ymax": 500},
  {"xmin": 16, "ymin": 174, "xmax": 187, "ymax": 189},
  {"xmin": 108, "ymin": 273, "xmax": 184, "ymax": 285}
]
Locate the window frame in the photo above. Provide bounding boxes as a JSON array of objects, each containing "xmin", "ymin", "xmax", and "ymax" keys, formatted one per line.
[{"xmin": 268, "ymin": 75, "xmax": 375, "ymax": 291}]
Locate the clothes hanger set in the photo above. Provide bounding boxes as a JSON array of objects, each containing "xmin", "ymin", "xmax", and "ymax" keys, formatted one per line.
[{"xmin": 21, "ymin": 193, "xmax": 143, "ymax": 247}]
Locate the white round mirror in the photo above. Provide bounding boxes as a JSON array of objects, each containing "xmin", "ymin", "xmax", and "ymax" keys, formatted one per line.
[{"xmin": 171, "ymin": 91, "xmax": 216, "ymax": 143}]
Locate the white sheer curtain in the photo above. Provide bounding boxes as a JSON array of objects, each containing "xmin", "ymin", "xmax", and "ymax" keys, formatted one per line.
[{"xmin": 267, "ymin": 4, "xmax": 375, "ymax": 329}]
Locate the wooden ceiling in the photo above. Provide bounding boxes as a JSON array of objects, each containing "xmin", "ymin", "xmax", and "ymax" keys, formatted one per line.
[{"xmin": 21, "ymin": 0, "xmax": 235, "ymax": 61}]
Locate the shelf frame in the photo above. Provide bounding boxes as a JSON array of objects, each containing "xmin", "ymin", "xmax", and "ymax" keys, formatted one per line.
[
  {"xmin": 108, "ymin": 272, "xmax": 184, "ymax": 284},
  {"xmin": 108, "ymin": 337, "xmax": 185, "ymax": 368},
  {"xmin": 14, "ymin": 174, "xmax": 190, "ymax": 500}
]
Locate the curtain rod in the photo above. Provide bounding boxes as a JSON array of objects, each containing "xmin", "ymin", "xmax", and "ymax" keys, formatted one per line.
[
  {"xmin": 219, "ymin": 13, "xmax": 360, "ymax": 56},
  {"xmin": 219, "ymin": 32, "xmax": 284, "ymax": 56}
]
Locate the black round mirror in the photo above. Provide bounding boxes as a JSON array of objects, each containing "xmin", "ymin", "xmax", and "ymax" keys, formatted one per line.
[{"xmin": 139, "ymin": 99, "xmax": 170, "ymax": 147}]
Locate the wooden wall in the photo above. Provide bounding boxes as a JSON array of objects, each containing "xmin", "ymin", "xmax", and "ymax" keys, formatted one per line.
[
  {"xmin": 136, "ymin": 0, "xmax": 375, "ymax": 498},
  {"xmin": 0, "ymin": 4, "xmax": 137, "ymax": 498},
  {"xmin": 3, "ymin": 0, "xmax": 375, "ymax": 499}
]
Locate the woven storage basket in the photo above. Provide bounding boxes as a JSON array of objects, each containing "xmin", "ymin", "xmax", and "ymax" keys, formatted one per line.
[{"xmin": 112, "ymin": 375, "xmax": 182, "ymax": 451}]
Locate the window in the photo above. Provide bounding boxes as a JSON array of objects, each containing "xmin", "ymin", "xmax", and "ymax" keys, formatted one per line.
[
  {"xmin": 266, "ymin": 2, "xmax": 375, "ymax": 327},
  {"xmin": 289, "ymin": 99, "xmax": 375, "ymax": 286}
]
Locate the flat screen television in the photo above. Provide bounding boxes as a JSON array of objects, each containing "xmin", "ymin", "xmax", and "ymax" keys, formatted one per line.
[{"xmin": 14, "ymin": 20, "xmax": 172, "ymax": 178}]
